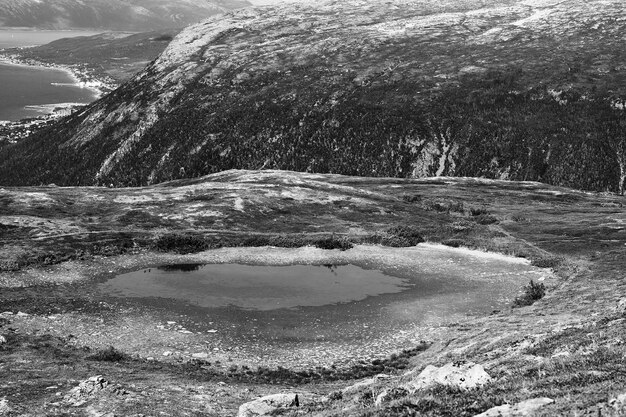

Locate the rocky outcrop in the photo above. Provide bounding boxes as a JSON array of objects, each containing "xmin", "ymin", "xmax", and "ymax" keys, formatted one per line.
[
  {"xmin": 0, "ymin": 398, "xmax": 11, "ymax": 416},
  {"xmin": 610, "ymin": 393, "xmax": 626, "ymax": 411},
  {"xmin": 341, "ymin": 374, "xmax": 392, "ymax": 396},
  {"xmin": 474, "ymin": 397, "xmax": 554, "ymax": 417},
  {"xmin": 406, "ymin": 361, "xmax": 492, "ymax": 392},
  {"xmin": 63, "ymin": 375, "xmax": 110, "ymax": 407},
  {"xmin": 237, "ymin": 393, "xmax": 301, "ymax": 417}
]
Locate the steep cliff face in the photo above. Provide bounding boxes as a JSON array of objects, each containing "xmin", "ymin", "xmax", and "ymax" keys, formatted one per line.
[
  {"xmin": 0, "ymin": 0, "xmax": 251, "ymax": 31},
  {"xmin": 1, "ymin": 0, "xmax": 625, "ymax": 190}
]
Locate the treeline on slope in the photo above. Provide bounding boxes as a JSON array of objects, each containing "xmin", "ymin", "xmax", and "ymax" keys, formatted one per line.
[{"xmin": 0, "ymin": 68, "xmax": 624, "ymax": 194}]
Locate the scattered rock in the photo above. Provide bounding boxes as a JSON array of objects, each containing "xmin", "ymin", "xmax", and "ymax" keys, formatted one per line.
[
  {"xmin": 615, "ymin": 299, "xmax": 626, "ymax": 315},
  {"xmin": 0, "ymin": 398, "xmax": 11, "ymax": 415},
  {"xmin": 551, "ymin": 350, "xmax": 571, "ymax": 359},
  {"xmin": 375, "ymin": 387, "xmax": 409, "ymax": 407},
  {"xmin": 16, "ymin": 311, "xmax": 29, "ymax": 317},
  {"xmin": 610, "ymin": 393, "xmax": 626, "ymax": 411},
  {"xmin": 237, "ymin": 393, "xmax": 301, "ymax": 417},
  {"xmin": 192, "ymin": 352, "xmax": 209, "ymax": 359},
  {"xmin": 407, "ymin": 362, "xmax": 491, "ymax": 392},
  {"xmin": 163, "ymin": 351, "xmax": 173, "ymax": 357},
  {"xmin": 342, "ymin": 374, "xmax": 391, "ymax": 395},
  {"xmin": 64, "ymin": 375, "xmax": 109, "ymax": 407},
  {"xmin": 0, "ymin": 335, "xmax": 6, "ymax": 345},
  {"xmin": 474, "ymin": 397, "xmax": 554, "ymax": 416}
]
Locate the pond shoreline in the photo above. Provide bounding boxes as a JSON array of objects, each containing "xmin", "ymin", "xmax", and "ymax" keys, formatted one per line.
[{"xmin": 0, "ymin": 244, "xmax": 554, "ymax": 369}]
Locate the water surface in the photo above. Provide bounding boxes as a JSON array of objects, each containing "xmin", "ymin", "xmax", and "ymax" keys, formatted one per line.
[
  {"xmin": 101, "ymin": 264, "xmax": 411, "ymax": 310},
  {"xmin": 0, "ymin": 63, "xmax": 95, "ymax": 121},
  {"xmin": 0, "ymin": 30, "xmax": 102, "ymax": 121},
  {"xmin": 0, "ymin": 30, "xmax": 102, "ymax": 49}
]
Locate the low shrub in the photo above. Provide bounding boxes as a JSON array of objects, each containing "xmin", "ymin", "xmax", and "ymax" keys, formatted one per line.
[
  {"xmin": 442, "ymin": 239, "xmax": 464, "ymax": 248},
  {"xmin": 531, "ymin": 256, "xmax": 563, "ymax": 269},
  {"xmin": 469, "ymin": 207, "xmax": 490, "ymax": 216},
  {"xmin": 513, "ymin": 280, "xmax": 546, "ymax": 307},
  {"xmin": 402, "ymin": 194, "xmax": 421, "ymax": 203},
  {"xmin": 151, "ymin": 34, "xmax": 174, "ymax": 42},
  {"xmin": 424, "ymin": 200, "xmax": 465, "ymax": 213},
  {"xmin": 472, "ymin": 214, "xmax": 499, "ymax": 225},
  {"xmin": 314, "ymin": 236, "xmax": 353, "ymax": 251},
  {"xmin": 152, "ymin": 233, "xmax": 215, "ymax": 254},
  {"xmin": 383, "ymin": 226, "xmax": 425, "ymax": 247},
  {"xmin": 88, "ymin": 346, "xmax": 128, "ymax": 362}
]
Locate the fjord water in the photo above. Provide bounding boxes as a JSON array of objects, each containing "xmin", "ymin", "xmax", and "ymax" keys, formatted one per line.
[
  {"xmin": 0, "ymin": 30, "xmax": 101, "ymax": 49},
  {"xmin": 0, "ymin": 30, "xmax": 101, "ymax": 121},
  {"xmin": 0, "ymin": 63, "xmax": 96, "ymax": 120}
]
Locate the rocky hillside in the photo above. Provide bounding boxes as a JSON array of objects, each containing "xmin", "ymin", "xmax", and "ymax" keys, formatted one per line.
[
  {"xmin": 0, "ymin": 0, "xmax": 625, "ymax": 191},
  {"xmin": 0, "ymin": 0, "xmax": 251, "ymax": 31}
]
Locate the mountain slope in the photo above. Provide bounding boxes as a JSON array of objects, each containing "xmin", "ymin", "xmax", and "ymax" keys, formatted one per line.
[
  {"xmin": 1, "ymin": 0, "xmax": 625, "ymax": 191},
  {"xmin": 0, "ymin": 0, "xmax": 251, "ymax": 31}
]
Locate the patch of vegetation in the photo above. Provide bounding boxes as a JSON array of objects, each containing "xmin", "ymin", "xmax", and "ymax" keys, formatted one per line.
[
  {"xmin": 531, "ymin": 256, "xmax": 564, "ymax": 269},
  {"xmin": 151, "ymin": 34, "xmax": 175, "ymax": 42},
  {"xmin": 313, "ymin": 235, "xmax": 353, "ymax": 251},
  {"xmin": 472, "ymin": 214, "xmax": 499, "ymax": 225},
  {"xmin": 152, "ymin": 233, "xmax": 218, "ymax": 254},
  {"xmin": 469, "ymin": 207, "xmax": 490, "ymax": 217},
  {"xmin": 87, "ymin": 346, "xmax": 129, "ymax": 362},
  {"xmin": 423, "ymin": 200, "xmax": 465, "ymax": 213},
  {"xmin": 226, "ymin": 343, "xmax": 430, "ymax": 385},
  {"xmin": 383, "ymin": 226, "xmax": 425, "ymax": 247},
  {"xmin": 513, "ymin": 280, "xmax": 547, "ymax": 307}
]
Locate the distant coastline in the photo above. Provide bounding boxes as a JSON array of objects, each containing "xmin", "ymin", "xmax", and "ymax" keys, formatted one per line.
[{"xmin": 0, "ymin": 53, "xmax": 112, "ymax": 100}]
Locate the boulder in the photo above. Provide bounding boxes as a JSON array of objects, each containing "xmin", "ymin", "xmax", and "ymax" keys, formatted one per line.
[
  {"xmin": 237, "ymin": 393, "xmax": 301, "ymax": 417},
  {"xmin": 64, "ymin": 375, "xmax": 109, "ymax": 407},
  {"xmin": 375, "ymin": 387, "xmax": 409, "ymax": 407},
  {"xmin": 408, "ymin": 362, "xmax": 491, "ymax": 392},
  {"xmin": 610, "ymin": 393, "xmax": 626, "ymax": 411},
  {"xmin": 0, "ymin": 335, "xmax": 7, "ymax": 345},
  {"xmin": 0, "ymin": 398, "xmax": 11, "ymax": 415},
  {"xmin": 474, "ymin": 397, "xmax": 554, "ymax": 417},
  {"xmin": 342, "ymin": 374, "xmax": 392, "ymax": 396}
]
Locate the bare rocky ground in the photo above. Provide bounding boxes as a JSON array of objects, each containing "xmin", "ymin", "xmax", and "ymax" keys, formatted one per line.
[{"xmin": 1, "ymin": 170, "xmax": 625, "ymax": 416}]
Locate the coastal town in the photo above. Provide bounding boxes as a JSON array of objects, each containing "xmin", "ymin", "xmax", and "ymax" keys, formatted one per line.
[
  {"xmin": 0, "ymin": 104, "xmax": 85, "ymax": 147},
  {"xmin": 0, "ymin": 50, "xmax": 116, "ymax": 96},
  {"xmin": 0, "ymin": 50, "xmax": 115, "ymax": 146}
]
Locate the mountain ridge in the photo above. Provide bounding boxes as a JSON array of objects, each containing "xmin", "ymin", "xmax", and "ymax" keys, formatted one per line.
[
  {"xmin": 0, "ymin": 0, "xmax": 251, "ymax": 31},
  {"xmin": 0, "ymin": 0, "xmax": 624, "ymax": 193}
]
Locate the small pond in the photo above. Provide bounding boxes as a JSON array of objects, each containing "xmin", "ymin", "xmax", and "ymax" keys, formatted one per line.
[
  {"xmin": 100, "ymin": 263, "xmax": 411, "ymax": 310},
  {"xmin": 96, "ymin": 246, "xmax": 551, "ymax": 362}
]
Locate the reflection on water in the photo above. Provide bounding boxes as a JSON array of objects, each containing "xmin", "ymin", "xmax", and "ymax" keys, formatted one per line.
[
  {"xmin": 157, "ymin": 264, "xmax": 203, "ymax": 272},
  {"xmin": 100, "ymin": 263, "xmax": 410, "ymax": 311}
]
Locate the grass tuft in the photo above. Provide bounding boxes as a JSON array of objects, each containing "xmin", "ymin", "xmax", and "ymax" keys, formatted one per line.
[{"xmin": 513, "ymin": 280, "xmax": 546, "ymax": 307}]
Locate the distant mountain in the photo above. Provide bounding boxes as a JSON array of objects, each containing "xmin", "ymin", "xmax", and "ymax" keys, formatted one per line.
[
  {"xmin": 1, "ymin": 0, "xmax": 625, "ymax": 193},
  {"xmin": 0, "ymin": 0, "xmax": 251, "ymax": 31}
]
